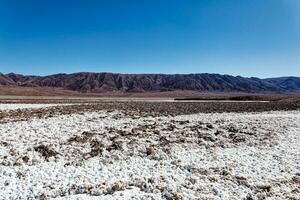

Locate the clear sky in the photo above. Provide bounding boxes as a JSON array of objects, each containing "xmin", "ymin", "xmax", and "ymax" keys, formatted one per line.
[{"xmin": 0, "ymin": 0, "xmax": 299, "ymax": 78}]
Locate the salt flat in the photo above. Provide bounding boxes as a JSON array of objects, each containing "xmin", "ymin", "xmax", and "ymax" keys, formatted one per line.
[
  {"xmin": 0, "ymin": 104, "xmax": 299, "ymax": 199},
  {"xmin": 0, "ymin": 104, "xmax": 67, "ymax": 111}
]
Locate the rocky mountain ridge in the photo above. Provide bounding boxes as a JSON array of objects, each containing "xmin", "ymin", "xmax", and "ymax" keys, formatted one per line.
[{"xmin": 0, "ymin": 72, "xmax": 299, "ymax": 93}]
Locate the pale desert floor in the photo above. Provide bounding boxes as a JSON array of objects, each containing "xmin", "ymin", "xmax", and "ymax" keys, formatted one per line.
[{"xmin": 0, "ymin": 104, "xmax": 299, "ymax": 200}]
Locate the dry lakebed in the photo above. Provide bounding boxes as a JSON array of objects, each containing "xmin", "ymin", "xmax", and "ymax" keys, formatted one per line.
[{"xmin": 0, "ymin": 101, "xmax": 299, "ymax": 200}]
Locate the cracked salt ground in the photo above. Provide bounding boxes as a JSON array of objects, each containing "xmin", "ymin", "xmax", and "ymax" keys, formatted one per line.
[{"xmin": 0, "ymin": 106, "xmax": 299, "ymax": 199}]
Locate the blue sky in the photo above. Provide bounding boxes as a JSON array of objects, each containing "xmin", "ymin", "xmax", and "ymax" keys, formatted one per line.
[{"xmin": 0, "ymin": 0, "xmax": 299, "ymax": 78}]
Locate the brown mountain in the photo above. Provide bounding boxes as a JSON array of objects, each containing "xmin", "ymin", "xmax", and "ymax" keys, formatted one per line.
[
  {"xmin": 1, "ymin": 72, "xmax": 299, "ymax": 93},
  {"xmin": 264, "ymin": 77, "xmax": 300, "ymax": 92}
]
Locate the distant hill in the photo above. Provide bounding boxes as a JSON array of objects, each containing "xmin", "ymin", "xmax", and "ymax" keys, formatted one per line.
[
  {"xmin": 264, "ymin": 77, "xmax": 300, "ymax": 92},
  {"xmin": 0, "ymin": 72, "xmax": 299, "ymax": 93}
]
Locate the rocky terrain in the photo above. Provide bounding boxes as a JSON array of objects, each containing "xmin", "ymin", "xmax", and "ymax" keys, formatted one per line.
[
  {"xmin": 1, "ymin": 72, "xmax": 300, "ymax": 93},
  {"xmin": 0, "ymin": 99, "xmax": 300, "ymax": 123},
  {"xmin": 0, "ymin": 102, "xmax": 299, "ymax": 199}
]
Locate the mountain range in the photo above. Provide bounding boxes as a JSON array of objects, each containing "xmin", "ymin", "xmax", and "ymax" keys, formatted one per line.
[{"xmin": 0, "ymin": 72, "xmax": 299, "ymax": 93}]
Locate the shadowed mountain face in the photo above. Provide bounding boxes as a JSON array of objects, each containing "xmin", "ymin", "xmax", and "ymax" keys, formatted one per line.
[
  {"xmin": 0, "ymin": 72, "xmax": 299, "ymax": 93},
  {"xmin": 265, "ymin": 77, "xmax": 300, "ymax": 92}
]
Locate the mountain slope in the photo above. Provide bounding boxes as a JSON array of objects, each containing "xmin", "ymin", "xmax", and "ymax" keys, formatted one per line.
[
  {"xmin": 0, "ymin": 73, "xmax": 15, "ymax": 85},
  {"xmin": 0, "ymin": 72, "xmax": 299, "ymax": 93},
  {"xmin": 264, "ymin": 77, "xmax": 300, "ymax": 92}
]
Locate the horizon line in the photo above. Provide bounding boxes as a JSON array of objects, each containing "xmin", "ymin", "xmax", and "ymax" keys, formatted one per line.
[{"xmin": 1, "ymin": 71, "xmax": 299, "ymax": 79}]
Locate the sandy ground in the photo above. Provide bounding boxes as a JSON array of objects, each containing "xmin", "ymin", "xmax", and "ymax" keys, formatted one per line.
[{"xmin": 0, "ymin": 104, "xmax": 299, "ymax": 199}]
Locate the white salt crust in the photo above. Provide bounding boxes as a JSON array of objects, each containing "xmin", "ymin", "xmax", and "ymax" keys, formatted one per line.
[{"xmin": 0, "ymin": 104, "xmax": 299, "ymax": 199}]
